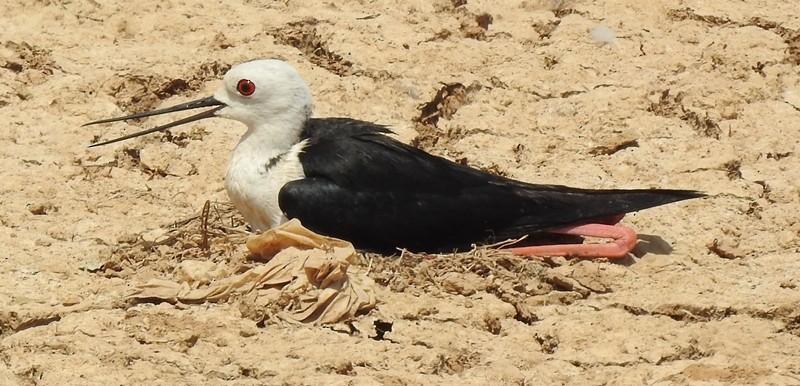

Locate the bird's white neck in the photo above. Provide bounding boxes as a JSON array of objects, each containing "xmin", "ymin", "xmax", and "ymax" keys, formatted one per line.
[
  {"xmin": 236, "ymin": 127, "xmax": 295, "ymax": 160},
  {"xmin": 225, "ymin": 116, "xmax": 308, "ymax": 231},
  {"xmin": 232, "ymin": 111, "xmax": 306, "ymax": 160}
]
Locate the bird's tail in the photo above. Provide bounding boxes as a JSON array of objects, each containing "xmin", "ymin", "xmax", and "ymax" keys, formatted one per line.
[
  {"xmin": 568, "ymin": 188, "xmax": 705, "ymax": 216},
  {"xmin": 514, "ymin": 186, "xmax": 705, "ymax": 232}
]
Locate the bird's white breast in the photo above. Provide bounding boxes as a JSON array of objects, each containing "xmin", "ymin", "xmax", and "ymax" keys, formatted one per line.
[{"xmin": 225, "ymin": 140, "xmax": 307, "ymax": 231}]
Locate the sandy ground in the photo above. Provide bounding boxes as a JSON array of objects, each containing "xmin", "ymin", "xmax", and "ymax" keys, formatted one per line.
[{"xmin": 2, "ymin": 0, "xmax": 800, "ymax": 384}]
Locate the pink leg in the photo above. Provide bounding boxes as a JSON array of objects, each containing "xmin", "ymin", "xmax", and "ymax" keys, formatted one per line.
[{"xmin": 504, "ymin": 220, "xmax": 637, "ymax": 259}]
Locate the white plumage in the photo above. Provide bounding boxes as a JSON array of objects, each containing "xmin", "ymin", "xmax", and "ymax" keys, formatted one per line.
[{"xmin": 212, "ymin": 60, "xmax": 314, "ymax": 230}]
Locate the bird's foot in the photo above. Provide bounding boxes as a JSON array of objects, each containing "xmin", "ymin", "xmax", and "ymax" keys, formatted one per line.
[{"xmin": 503, "ymin": 222, "xmax": 637, "ymax": 259}]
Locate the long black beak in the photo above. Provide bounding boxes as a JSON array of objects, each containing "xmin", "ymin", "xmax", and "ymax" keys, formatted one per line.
[{"xmin": 84, "ymin": 96, "xmax": 226, "ymax": 147}]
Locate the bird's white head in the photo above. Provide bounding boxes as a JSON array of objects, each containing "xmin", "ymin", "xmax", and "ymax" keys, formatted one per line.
[
  {"xmin": 213, "ymin": 60, "xmax": 313, "ymax": 132},
  {"xmin": 85, "ymin": 59, "xmax": 313, "ymax": 149}
]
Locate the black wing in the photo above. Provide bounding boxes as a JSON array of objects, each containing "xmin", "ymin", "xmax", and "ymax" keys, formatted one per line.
[{"xmin": 280, "ymin": 118, "xmax": 703, "ymax": 252}]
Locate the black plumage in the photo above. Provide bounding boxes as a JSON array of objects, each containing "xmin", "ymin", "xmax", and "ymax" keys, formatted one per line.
[{"xmin": 279, "ymin": 118, "xmax": 704, "ymax": 252}]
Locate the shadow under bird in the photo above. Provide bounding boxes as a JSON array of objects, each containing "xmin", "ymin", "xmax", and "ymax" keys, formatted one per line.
[{"xmin": 85, "ymin": 59, "xmax": 704, "ymax": 258}]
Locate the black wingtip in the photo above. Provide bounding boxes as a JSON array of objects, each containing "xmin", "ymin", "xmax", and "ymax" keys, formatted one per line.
[
  {"xmin": 661, "ymin": 189, "xmax": 707, "ymax": 200},
  {"xmin": 599, "ymin": 188, "xmax": 707, "ymax": 217}
]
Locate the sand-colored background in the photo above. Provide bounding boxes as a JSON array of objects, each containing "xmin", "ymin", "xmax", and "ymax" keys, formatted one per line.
[{"xmin": 2, "ymin": 0, "xmax": 800, "ymax": 384}]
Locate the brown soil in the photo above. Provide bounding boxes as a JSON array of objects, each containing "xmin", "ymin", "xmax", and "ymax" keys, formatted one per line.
[{"xmin": 2, "ymin": 0, "xmax": 799, "ymax": 384}]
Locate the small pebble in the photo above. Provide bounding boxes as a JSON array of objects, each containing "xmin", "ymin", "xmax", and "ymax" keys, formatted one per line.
[
  {"xmin": 590, "ymin": 24, "xmax": 616, "ymax": 45},
  {"xmin": 35, "ymin": 238, "xmax": 52, "ymax": 247},
  {"xmin": 28, "ymin": 201, "xmax": 58, "ymax": 215}
]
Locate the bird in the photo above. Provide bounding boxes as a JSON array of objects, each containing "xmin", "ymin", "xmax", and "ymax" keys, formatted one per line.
[{"xmin": 85, "ymin": 59, "xmax": 704, "ymax": 258}]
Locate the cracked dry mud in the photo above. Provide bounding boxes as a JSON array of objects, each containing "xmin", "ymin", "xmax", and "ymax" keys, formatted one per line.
[{"xmin": 2, "ymin": 1, "xmax": 799, "ymax": 385}]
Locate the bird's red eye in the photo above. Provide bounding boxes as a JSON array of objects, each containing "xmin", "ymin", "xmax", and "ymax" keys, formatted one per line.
[{"xmin": 236, "ymin": 79, "xmax": 256, "ymax": 96}]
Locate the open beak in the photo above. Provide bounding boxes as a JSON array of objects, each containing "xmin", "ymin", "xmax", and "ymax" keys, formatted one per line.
[{"xmin": 84, "ymin": 96, "xmax": 226, "ymax": 147}]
